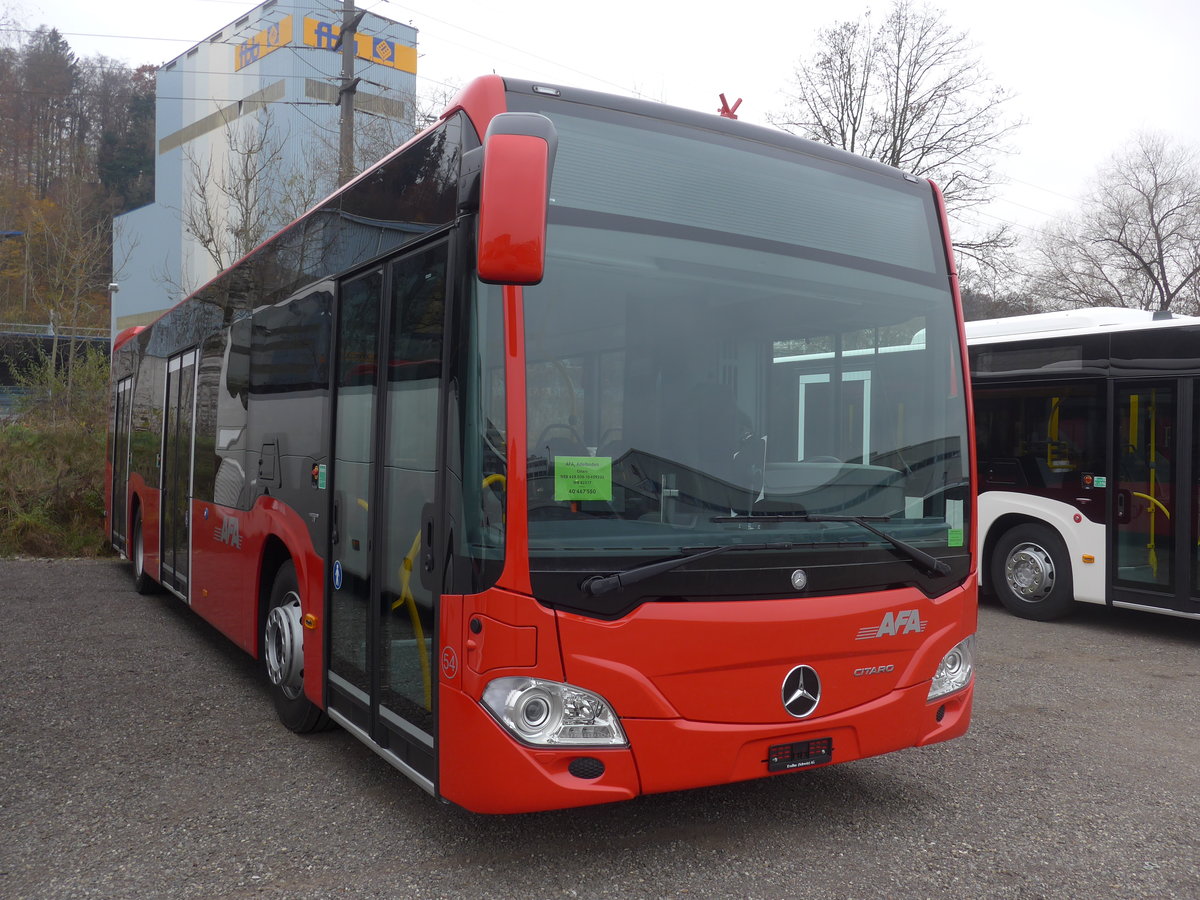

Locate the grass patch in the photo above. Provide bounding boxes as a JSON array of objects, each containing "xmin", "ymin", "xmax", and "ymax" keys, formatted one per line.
[
  {"xmin": 0, "ymin": 345, "xmax": 112, "ymax": 557},
  {"xmin": 0, "ymin": 421, "xmax": 110, "ymax": 556}
]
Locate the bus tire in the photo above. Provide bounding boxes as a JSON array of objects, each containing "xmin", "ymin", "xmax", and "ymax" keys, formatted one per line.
[
  {"xmin": 264, "ymin": 560, "xmax": 329, "ymax": 734},
  {"xmin": 991, "ymin": 523, "xmax": 1074, "ymax": 621},
  {"xmin": 131, "ymin": 509, "xmax": 157, "ymax": 595}
]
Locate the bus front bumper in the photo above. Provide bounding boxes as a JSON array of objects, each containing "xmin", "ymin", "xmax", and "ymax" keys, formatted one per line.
[{"xmin": 437, "ymin": 677, "xmax": 972, "ymax": 814}]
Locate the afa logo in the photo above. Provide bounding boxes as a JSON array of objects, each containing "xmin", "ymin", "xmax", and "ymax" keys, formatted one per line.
[
  {"xmin": 855, "ymin": 608, "xmax": 926, "ymax": 640},
  {"xmin": 214, "ymin": 515, "xmax": 243, "ymax": 549}
]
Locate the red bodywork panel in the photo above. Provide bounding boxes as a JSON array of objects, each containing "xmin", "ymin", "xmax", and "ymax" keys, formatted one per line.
[
  {"xmin": 125, "ymin": 480, "xmax": 327, "ymax": 709},
  {"xmin": 112, "ymin": 325, "xmax": 145, "ymax": 353},
  {"xmin": 189, "ymin": 496, "xmax": 325, "ymax": 705},
  {"xmin": 556, "ymin": 584, "xmax": 971, "ymax": 722},
  {"xmin": 496, "ymin": 286, "xmax": 533, "ymax": 597},
  {"xmin": 189, "ymin": 500, "xmax": 319, "ymax": 636},
  {"xmin": 442, "ymin": 74, "xmax": 508, "ymax": 137},
  {"xmin": 438, "ymin": 578, "xmax": 975, "ymax": 814}
]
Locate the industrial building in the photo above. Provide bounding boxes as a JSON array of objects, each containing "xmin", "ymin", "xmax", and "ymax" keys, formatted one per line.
[{"xmin": 112, "ymin": 0, "xmax": 418, "ymax": 335}]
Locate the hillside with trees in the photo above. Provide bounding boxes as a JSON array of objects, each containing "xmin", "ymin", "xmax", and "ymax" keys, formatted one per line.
[
  {"xmin": 0, "ymin": 22, "xmax": 154, "ymax": 556},
  {"xmin": 0, "ymin": 25, "xmax": 154, "ymax": 331}
]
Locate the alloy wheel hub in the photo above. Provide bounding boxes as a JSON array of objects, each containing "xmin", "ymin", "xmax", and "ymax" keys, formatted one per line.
[
  {"xmin": 1006, "ymin": 543, "xmax": 1055, "ymax": 600},
  {"xmin": 265, "ymin": 591, "xmax": 305, "ymax": 700}
]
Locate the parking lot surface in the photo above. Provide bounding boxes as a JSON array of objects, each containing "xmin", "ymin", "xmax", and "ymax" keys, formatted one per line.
[{"xmin": 2, "ymin": 558, "xmax": 1198, "ymax": 899}]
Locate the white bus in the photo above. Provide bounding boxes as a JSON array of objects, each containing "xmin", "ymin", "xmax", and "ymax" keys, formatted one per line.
[{"xmin": 968, "ymin": 307, "xmax": 1200, "ymax": 621}]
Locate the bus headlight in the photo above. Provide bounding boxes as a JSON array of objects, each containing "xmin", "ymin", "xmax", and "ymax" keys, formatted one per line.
[
  {"xmin": 928, "ymin": 635, "xmax": 975, "ymax": 700},
  {"xmin": 481, "ymin": 677, "xmax": 628, "ymax": 747}
]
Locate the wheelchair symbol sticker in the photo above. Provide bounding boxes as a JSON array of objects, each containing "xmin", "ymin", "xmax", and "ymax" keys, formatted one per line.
[{"xmin": 333, "ymin": 560, "xmax": 343, "ymax": 591}]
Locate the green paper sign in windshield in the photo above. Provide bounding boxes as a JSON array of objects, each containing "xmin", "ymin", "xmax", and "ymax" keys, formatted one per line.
[{"xmin": 554, "ymin": 456, "xmax": 613, "ymax": 501}]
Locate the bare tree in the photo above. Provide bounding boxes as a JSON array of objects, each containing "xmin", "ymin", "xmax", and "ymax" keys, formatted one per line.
[
  {"xmin": 412, "ymin": 79, "xmax": 462, "ymax": 132},
  {"xmin": 21, "ymin": 177, "xmax": 111, "ymax": 417},
  {"xmin": 1028, "ymin": 132, "xmax": 1200, "ymax": 314},
  {"xmin": 771, "ymin": 0, "xmax": 1021, "ymax": 263},
  {"xmin": 175, "ymin": 107, "xmax": 337, "ymax": 294},
  {"xmin": 181, "ymin": 109, "xmax": 292, "ymax": 276},
  {"xmin": 172, "ymin": 79, "xmax": 448, "ymax": 296}
]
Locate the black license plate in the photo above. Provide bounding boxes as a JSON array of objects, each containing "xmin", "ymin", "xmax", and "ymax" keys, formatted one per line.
[{"xmin": 767, "ymin": 737, "xmax": 833, "ymax": 772}]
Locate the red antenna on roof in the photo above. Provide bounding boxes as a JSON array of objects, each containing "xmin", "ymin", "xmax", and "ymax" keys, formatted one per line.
[{"xmin": 717, "ymin": 93, "xmax": 742, "ymax": 119}]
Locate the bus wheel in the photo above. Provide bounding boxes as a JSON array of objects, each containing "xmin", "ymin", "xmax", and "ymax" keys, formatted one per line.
[
  {"xmin": 992, "ymin": 524, "xmax": 1074, "ymax": 621},
  {"xmin": 264, "ymin": 560, "xmax": 329, "ymax": 733},
  {"xmin": 131, "ymin": 510, "xmax": 157, "ymax": 595}
]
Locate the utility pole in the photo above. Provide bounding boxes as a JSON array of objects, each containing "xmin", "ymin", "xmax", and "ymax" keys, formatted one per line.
[{"xmin": 337, "ymin": 0, "xmax": 365, "ymax": 186}]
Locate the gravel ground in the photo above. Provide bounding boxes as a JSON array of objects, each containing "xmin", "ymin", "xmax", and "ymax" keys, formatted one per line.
[{"xmin": 2, "ymin": 557, "xmax": 1198, "ymax": 899}]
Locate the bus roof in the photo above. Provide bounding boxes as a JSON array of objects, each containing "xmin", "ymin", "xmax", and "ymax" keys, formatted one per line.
[{"xmin": 965, "ymin": 307, "xmax": 1200, "ymax": 345}]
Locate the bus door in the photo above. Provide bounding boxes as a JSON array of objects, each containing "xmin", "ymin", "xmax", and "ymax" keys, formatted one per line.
[
  {"xmin": 111, "ymin": 375, "xmax": 133, "ymax": 555},
  {"xmin": 161, "ymin": 349, "xmax": 197, "ymax": 599},
  {"xmin": 1111, "ymin": 380, "xmax": 1193, "ymax": 612},
  {"xmin": 327, "ymin": 241, "xmax": 449, "ymax": 790}
]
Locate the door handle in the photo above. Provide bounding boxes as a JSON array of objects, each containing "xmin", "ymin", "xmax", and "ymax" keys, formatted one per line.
[
  {"xmin": 419, "ymin": 502, "xmax": 437, "ymax": 589},
  {"xmin": 423, "ymin": 518, "xmax": 435, "ymax": 572}
]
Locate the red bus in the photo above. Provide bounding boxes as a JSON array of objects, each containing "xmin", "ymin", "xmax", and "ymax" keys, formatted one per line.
[{"xmin": 107, "ymin": 75, "xmax": 976, "ymax": 813}]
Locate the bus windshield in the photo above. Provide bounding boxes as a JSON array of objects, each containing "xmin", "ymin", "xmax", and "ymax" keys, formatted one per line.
[{"xmin": 503, "ymin": 97, "xmax": 969, "ymax": 608}]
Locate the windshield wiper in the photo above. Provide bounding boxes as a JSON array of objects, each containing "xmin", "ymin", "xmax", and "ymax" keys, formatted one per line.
[
  {"xmin": 580, "ymin": 542, "xmax": 794, "ymax": 597},
  {"xmin": 710, "ymin": 513, "xmax": 952, "ymax": 576}
]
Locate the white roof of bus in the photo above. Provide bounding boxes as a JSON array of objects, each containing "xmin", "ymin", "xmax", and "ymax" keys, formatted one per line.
[{"xmin": 964, "ymin": 307, "xmax": 1200, "ymax": 344}]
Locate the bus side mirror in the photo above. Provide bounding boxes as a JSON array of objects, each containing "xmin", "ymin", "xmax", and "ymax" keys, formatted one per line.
[{"xmin": 477, "ymin": 113, "xmax": 558, "ymax": 286}]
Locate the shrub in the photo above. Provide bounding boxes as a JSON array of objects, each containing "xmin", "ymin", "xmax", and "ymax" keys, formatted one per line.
[{"xmin": 0, "ymin": 344, "xmax": 111, "ymax": 557}]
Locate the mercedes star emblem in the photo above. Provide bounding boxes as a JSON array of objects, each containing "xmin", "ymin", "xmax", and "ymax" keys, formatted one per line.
[{"xmin": 781, "ymin": 665, "xmax": 821, "ymax": 718}]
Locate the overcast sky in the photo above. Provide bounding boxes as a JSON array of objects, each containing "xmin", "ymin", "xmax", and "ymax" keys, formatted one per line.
[{"xmin": 19, "ymin": 0, "xmax": 1200, "ymax": 244}]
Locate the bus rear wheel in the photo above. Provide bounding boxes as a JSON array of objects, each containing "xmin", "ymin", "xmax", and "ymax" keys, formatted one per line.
[
  {"xmin": 992, "ymin": 523, "xmax": 1074, "ymax": 621},
  {"xmin": 264, "ymin": 560, "xmax": 329, "ymax": 733},
  {"xmin": 131, "ymin": 509, "xmax": 157, "ymax": 595}
]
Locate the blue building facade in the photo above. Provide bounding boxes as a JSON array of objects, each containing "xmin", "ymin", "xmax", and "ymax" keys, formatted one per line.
[{"xmin": 113, "ymin": 0, "xmax": 418, "ymax": 336}]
